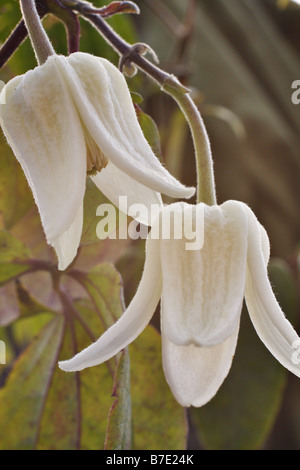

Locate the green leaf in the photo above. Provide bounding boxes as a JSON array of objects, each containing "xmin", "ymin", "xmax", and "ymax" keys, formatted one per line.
[
  {"xmin": 130, "ymin": 325, "xmax": 187, "ymax": 450},
  {"xmin": 39, "ymin": 297, "xmax": 117, "ymax": 450},
  {"xmin": 36, "ymin": 321, "xmax": 81, "ymax": 450},
  {"xmin": 130, "ymin": 91, "xmax": 144, "ymax": 104},
  {"xmin": 70, "ymin": 263, "xmax": 125, "ymax": 329},
  {"xmin": 190, "ymin": 304, "xmax": 288, "ymax": 450},
  {"xmin": 0, "ymin": 281, "xmax": 19, "ymax": 326},
  {"xmin": 0, "ymin": 230, "xmax": 32, "ymax": 285},
  {"xmin": 104, "ymin": 349, "xmax": 132, "ymax": 450},
  {"xmin": 81, "ymin": 178, "xmax": 125, "ymax": 246},
  {"xmin": 135, "ymin": 104, "xmax": 163, "ymax": 161},
  {"xmin": 15, "ymin": 279, "xmax": 57, "ymax": 318},
  {"xmin": 81, "ymin": 178, "xmax": 108, "ymax": 245},
  {"xmin": 0, "ymin": 316, "xmax": 65, "ymax": 450},
  {"xmin": 68, "ymin": 265, "xmax": 132, "ymax": 449},
  {"xmin": 0, "ymin": 263, "xmax": 132, "ymax": 449},
  {"xmin": 0, "ymin": 141, "xmax": 33, "ymax": 230}
]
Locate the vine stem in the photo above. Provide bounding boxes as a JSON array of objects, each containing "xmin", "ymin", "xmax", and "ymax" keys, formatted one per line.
[
  {"xmin": 19, "ymin": 0, "xmax": 55, "ymax": 65},
  {"xmin": 82, "ymin": 10, "xmax": 217, "ymax": 205}
]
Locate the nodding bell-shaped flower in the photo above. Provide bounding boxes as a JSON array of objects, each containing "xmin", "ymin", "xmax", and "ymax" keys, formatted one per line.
[
  {"xmin": 59, "ymin": 200, "xmax": 300, "ymax": 407},
  {"xmin": 0, "ymin": 52, "xmax": 194, "ymax": 270}
]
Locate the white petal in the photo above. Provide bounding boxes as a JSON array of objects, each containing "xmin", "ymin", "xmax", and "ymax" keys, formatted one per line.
[
  {"xmin": 244, "ymin": 205, "xmax": 300, "ymax": 377},
  {"xmin": 59, "ymin": 236, "xmax": 162, "ymax": 371},
  {"xmin": 0, "ymin": 56, "xmax": 87, "ymax": 244},
  {"xmin": 57, "ymin": 52, "xmax": 195, "ymax": 200},
  {"xmin": 160, "ymin": 201, "xmax": 248, "ymax": 347},
  {"xmin": 161, "ymin": 324, "xmax": 239, "ymax": 407},
  {"xmin": 91, "ymin": 160, "xmax": 163, "ymax": 226},
  {"xmin": 51, "ymin": 203, "xmax": 83, "ymax": 270}
]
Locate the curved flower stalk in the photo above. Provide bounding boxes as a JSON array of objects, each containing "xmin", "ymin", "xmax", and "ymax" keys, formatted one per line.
[
  {"xmin": 0, "ymin": 52, "xmax": 194, "ymax": 270},
  {"xmin": 59, "ymin": 200, "xmax": 300, "ymax": 407}
]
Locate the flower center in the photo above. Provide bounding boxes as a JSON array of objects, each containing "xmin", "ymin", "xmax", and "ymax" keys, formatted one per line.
[{"xmin": 85, "ymin": 131, "xmax": 108, "ymax": 176}]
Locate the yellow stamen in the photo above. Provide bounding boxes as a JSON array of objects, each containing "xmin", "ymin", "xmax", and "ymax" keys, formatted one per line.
[{"xmin": 85, "ymin": 131, "xmax": 108, "ymax": 175}]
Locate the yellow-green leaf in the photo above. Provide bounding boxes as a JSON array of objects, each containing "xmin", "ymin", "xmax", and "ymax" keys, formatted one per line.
[
  {"xmin": 0, "ymin": 316, "xmax": 65, "ymax": 450},
  {"xmin": 104, "ymin": 349, "xmax": 132, "ymax": 450},
  {"xmin": 0, "ymin": 230, "xmax": 32, "ymax": 286},
  {"xmin": 130, "ymin": 325, "xmax": 187, "ymax": 450}
]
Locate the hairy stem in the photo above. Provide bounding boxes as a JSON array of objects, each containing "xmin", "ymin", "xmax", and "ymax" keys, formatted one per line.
[
  {"xmin": 19, "ymin": 0, "xmax": 55, "ymax": 65},
  {"xmin": 163, "ymin": 84, "xmax": 216, "ymax": 205}
]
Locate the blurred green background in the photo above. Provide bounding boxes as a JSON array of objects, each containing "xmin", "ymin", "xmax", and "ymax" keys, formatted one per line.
[{"xmin": 0, "ymin": 0, "xmax": 299, "ymax": 450}]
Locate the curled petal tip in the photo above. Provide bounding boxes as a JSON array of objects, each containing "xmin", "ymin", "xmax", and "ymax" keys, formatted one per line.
[
  {"xmin": 58, "ymin": 359, "xmax": 79, "ymax": 372},
  {"xmin": 184, "ymin": 186, "xmax": 196, "ymax": 199}
]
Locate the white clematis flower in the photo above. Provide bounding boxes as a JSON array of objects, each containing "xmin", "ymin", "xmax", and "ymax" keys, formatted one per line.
[
  {"xmin": 59, "ymin": 200, "xmax": 300, "ymax": 407},
  {"xmin": 0, "ymin": 52, "xmax": 194, "ymax": 270}
]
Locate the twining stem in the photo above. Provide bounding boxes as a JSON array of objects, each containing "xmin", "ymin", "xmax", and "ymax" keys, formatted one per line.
[
  {"xmin": 82, "ymin": 11, "xmax": 217, "ymax": 205},
  {"xmin": 19, "ymin": 0, "xmax": 55, "ymax": 65}
]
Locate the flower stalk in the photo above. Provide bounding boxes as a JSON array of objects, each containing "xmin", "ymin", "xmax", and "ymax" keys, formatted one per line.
[
  {"xmin": 19, "ymin": 0, "xmax": 55, "ymax": 65},
  {"xmin": 162, "ymin": 83, "xmax": 216, "ymax": 205}
]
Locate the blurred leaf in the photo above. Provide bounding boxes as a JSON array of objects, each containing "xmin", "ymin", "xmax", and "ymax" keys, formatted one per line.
[
  {"xmin": 104, "ymin": 349, "xmax": 131, "ymax": 450},
  {"xmin": 0, "ymin": 281, "xmax": 19, "ymax": 326},
  {"xmin": 0, "ymin": 230, "xmax": 30, "ymax": 263},
  {"xmin": 116, "ymin": 238, "xmax": 145, "ymax": 306},
  {"xmin": 190, "ymin": 303, "xmax": 288, "ymax": 450},
  {"xmin": 130, "ymin": 325, "xmax": 187, "ymax": 450},
  {"xmin": 36, "ymin": 321, "xmax": 81, "ymax": 450},
  {"xmin": 36, "ymin": 298, "xmax": 117, "ymax": 450},
  {"xmin": 69, "ymin": 266, "xmax": 131, "ymax": 450},
  {"xmin": 0, "ymin": 263, "xmax": 132, "ymax": 449},
  {"xmin": 12, "ymin": 311, "xmax": 55, "ymax": 350},
  {"xmin": 268, "ymin": 258, "xmax": 298, "ymax": 323},
  {"xmin": 81, "ymin": 178, "xmax": 112, "ymax": 246},
  {"xmin": 70, "ymin": 263, "xmax": 125, "ymax": 329},
  {"xmin": 0, "ymin": 230, "xmax": 32, "ymax": 285},
  {"xmin": 202, "ymin": 103, "xmax": 247, "ymax": 142},
  {"xmin": 10, "ymin": 206, "xmax": 51, "ymax": 262},
  {"xmin": 163, "ymin": 108, "xmax": 190, "ymax": 185},
  {"xmin": 130, "ymin": 91, "xmax": 144, "ymax": 104},
  {"xmin": 0, "ymin": 140, "xmax": 33, "ymax": 230},
  {"xmin": 0, "ymin": 2, "xmax": 37, "ymax": 77},
  {"xmin": 16, "ymin": 279, "xmax": 57, "ymax": 318},
  {"xmin": 0, "ymin": 315, "xmax": 65, "ymax": 450},
  {"xmin": 66, "ymin": 265, "xmax": 132, "ymax": 450},
  {"xmin": 57, "ymin": 297, "xmax": 117, "ymax": 451},
  {"xmin": 135, "ymin": 104, "xmax": 163, "ymax": 161},
  {"xmin": 81, "ymin": 178, "xmax": 126, "ymax": 247},
  {"xmin": 0, "ymin": 2, "xmax": 21, "ymax": 41}
]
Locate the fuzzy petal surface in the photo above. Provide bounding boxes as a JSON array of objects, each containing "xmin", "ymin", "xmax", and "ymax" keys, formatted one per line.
[
  {"xmin": 244, "ymin": 205, "xmax": 300, "ymax": 377},
  {"xmin": 160, "ymin": 200, "xmax": 247, "ymax": 347},
  {"xmin": 51, "ymin": 203, "xmax": 83, "ymax": 270},
  {"xmin": 59, "ymin": 236, "xmax": 162, "ymax": 371},
  {"xmin": 57, "ymin": 52, "xmax": 195, "ymax": 200},
  {"xmin": 161, "ymin": 324, "xmax": 239, "ymax": 407},
  {"xmin": 0, "ymin": 57, "xmax": 87, "ymax": 245},
  {"xmin": 92, "ymin": 160, "xmax": 162, "ymax": 226}
]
